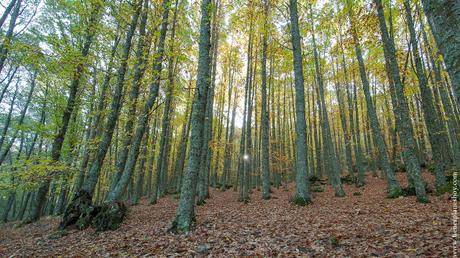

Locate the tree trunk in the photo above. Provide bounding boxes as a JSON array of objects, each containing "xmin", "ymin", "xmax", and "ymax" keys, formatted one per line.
[
  {"xmin": 288, "ymin": 0, "xmax": 312, "ymax": 204},
  {"xmin": 374, "ymin": 0, "xmax": 428, "ymax": 202},
  {"xmin": 27, "ymin": 2, "xmax": 104, "ymax": 223},
  {"xmin": 404, "ymin": 0, "xmax": 448, "ymax": 189},
  {"xmin": 0, "ymin": 0, "xmax": 22, "ymax": 75},
  {"xmin": 421, "ymin": 0, "xmax": 460, "ymax": 108},
  {"xmin": 347, "ymin": 0, "xmax": 401, "ymax": 197},
  {"xmin": 110, "ymin": 0, "xmax": 151, "ymax": 192},
  {"xmin": 106, "ymin": 0, "xmax": 170, "ymax": 203},
  {"xmin": 309, "ymin": 4, "xmax": 344, "ymax": 196},
  {"xmin": 261, "ymin": 0, "xmax": 270, "ymax": 200},
  {"xmin": 170, "ymin": 0, "xmax": 212, "ymax": 233}
]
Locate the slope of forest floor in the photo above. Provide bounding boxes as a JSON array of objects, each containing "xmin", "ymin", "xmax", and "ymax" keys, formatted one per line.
[{"xmin": 0, "ymin": 173, "xmax": 454, "ymax": 257}]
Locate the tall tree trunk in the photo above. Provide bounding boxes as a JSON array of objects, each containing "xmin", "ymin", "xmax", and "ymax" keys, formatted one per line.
[
  {"xmin": 198, "ymin": 0, "xmax": 221, "ymax": 203},
  {"xmin": 74, "ymin": 32, "xmax": 121, "ymax": 194},
  {"xmin": 27, "ymin": 1, "xmax": 105, "ymax": 223},
  {"xmin": 261, "ymin": 0, "xmax": 270, "ymax": 200},
  {"xmin": 288, "ymin": 0, "xmax": 312, "ymax": 204},
  {"xmin": 106, "ymin": 0, "xmax": 170, "ymax": 203},
  {"xmin": 171, "ymin": 0, "xmax": 212, "ymax": 233},
  {"xmin": 309, "ymin": 4, "xmax": 344, "ymax": 196},
  {"xmin": 110, "ymin": 0, "xmax": 151, "ymax": 192},
  {"xmin": 332, "ymin": 56, "xmax": 353, "ymax": 176},
  {"xmin": 421, "ymin": 0, "xmax": 460, "ymax": 108},
  {"xmin": 404, "ymin": 0, "xmax": 448, "ymax": 189},
  {"xmin": 221, "ymin": 87, "xmax": 237, "ymax": 191},
  {"xmin": 81, "ymin": 0, "xmax": 142, "ymax": 199},
  {"xmin": 374, "ymin": 0, "xmax": 428, "ymax": 202},
  {"xmin": 347, "ymin": 0, "xmax": 401, "ymax": 196}
]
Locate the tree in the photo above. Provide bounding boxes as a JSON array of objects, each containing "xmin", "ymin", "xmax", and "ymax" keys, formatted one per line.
[
  {"xmin": 25, "ymin": 0, "xmax": 105, "ymax": 223},
  {"xmin": 288, "ymin": 0, "xmax": 311, "ymax": 205},
  {"xmin": 170, "ymin": 0, "xmax": 213, "ymax": 233},
  {"xmin": 404, "ymin": 0, "xmax": 448, "ymax": 189},
  {"xmin": 421, "ymin": 0, "xmax": 460, "ymax": 108},
  {"xmin": 374, "ymin": 0, "xmax": 428, "ymax": 203},
  {"xmin": 261, "ymin": 0, "xmax": 270, "ymax": 200},
  {"xmin": 346, "ymin": 0, "xmax": 401, "ymax": 197}
]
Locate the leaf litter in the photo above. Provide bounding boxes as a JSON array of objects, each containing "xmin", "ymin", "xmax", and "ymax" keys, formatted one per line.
[{"xmin": 0, "ymin": 173, "xmax": 455, "ymax": 257}]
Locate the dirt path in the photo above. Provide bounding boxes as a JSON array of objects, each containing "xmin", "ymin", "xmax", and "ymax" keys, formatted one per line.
[{"xmin": 0, "ymin": 173, "xmax": 454, "ymax": 257}]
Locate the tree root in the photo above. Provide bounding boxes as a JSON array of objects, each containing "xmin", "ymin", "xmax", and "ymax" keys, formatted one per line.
[{"xmin": 59, "ymin": 190, "xmax": 127, "ymax": 231}]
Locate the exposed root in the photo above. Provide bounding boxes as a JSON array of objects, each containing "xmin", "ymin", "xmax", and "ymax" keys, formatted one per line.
[{"xmin": 59, "ymin": 190, "xmax": 127, "ymax": 231}]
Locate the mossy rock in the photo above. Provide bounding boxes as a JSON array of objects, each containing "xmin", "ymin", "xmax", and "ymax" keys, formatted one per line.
[{"xmin": 59, "ymin": 191, "xmax": 128, "ymax": 232}]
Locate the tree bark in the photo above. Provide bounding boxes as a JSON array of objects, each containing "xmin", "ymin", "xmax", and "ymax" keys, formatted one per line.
[
  {"xmin": 261, "ymin": 0, "xmax": 270, "ymax": 200},
  {"xmin": 374, "ymin": 0, "xmax": 428, "ymax": 202},
  {"xmin": 421, "ymin": 0, "xmax": 460, "ymax": 108},
  {"xmin": 404, "ymin": 0, "xmax": 448, "ymax": 189},
  {"xmin": 288, "ymin": 0, "xmax": 312, "ymax": 204},
  {"xmin": 171, "ymin": 0, "xmax": 212, "ymax": 233}
]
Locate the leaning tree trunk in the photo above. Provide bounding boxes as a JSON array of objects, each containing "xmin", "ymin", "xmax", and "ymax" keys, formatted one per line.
[
  {"xmin": 110, "ymin": 0, "xmax": 151, "ymax": 192},
  {"xmin": 0, "ymin": 66, "xmax": 18, "ymax": 106},
  {"xmin": 25, "ymin": 2, "xmax": 104, "ymax": 224},
  {"xmin": 0, "ymin": 72, "xmax": 36, "ymax": 165},
  {"xmin": 421, "ymin": 0, "xmax": 460, "ymax": 108},
  {"xmin": 404, "ymin": 0, "xmax": 448, "ymax": 189},
  {"xmin": 0, "ymin": 82, "xmax": 18, "ymax": 152},
  {"xmin": 374, "ymin": 0, "xmax": 428, "ymax": 203},
  {"xmin": 59, "ymin": 0, "xmax": 142, "ymax": 230},
  {"xmin": 0, "ymin": 0, "xmax": 21, "ymax": 75},
  {"xmin": 347, "ymin": 0, "xmax": 401, "ymax": 197},
  {"xmin": 74, "ymin": 33, "xmax": 121, "ymax": 194},
  {"xmin": 0, "ymin": 0, "xmax": 17, "ymax": 30},
  {"xmin": 105, "ymin": 0, "xmax": 170, "ymax": 204}
]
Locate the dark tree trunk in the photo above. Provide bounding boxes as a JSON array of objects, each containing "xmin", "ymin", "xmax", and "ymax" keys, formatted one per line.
[{"xmin": 421, "ymin": 0, "xmax": 460, "ymax": 108}]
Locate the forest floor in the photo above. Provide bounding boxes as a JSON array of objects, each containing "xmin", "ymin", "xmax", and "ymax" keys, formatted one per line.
[{"xmin": 0, "ymin": 172, "xmax": 455, "ymax": 257}]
